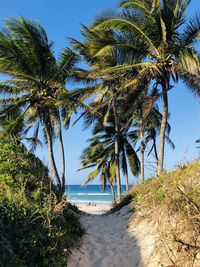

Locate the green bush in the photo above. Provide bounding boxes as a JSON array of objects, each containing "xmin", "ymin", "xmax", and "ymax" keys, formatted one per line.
[
  {"xmin": 0, "ymin": 139, "xmax": 49, "ymax": 192},
  {"xmin": 0, "ymin": 139, "xmax": 84, "ymax": 266},
  {"xmin": 0, "ymin": 190, "xmax": 83, "ymax": 267}
]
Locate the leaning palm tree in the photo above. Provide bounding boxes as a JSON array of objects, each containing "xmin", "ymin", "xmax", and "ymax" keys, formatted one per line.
[
  {"xmin": 88, "ymin": 0, "xmax": 200, "ymax": 175},
  {"xmin": 0, "ymin": 17, "xmax": 82, "ymax": 200}
]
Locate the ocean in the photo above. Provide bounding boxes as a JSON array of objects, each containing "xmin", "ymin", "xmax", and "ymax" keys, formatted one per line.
[{"xmin": 65, "ymin": 185, "xmax": 127, "ymax": 204}]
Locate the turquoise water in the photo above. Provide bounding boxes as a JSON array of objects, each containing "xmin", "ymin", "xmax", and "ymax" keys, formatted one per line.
[{"xmin": 65, "ymin": 185, "xmax": 127, "ymax": 204}]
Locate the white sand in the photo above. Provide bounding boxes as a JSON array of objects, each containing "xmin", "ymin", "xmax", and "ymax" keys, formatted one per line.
[
  {"xmin": 68, "ymin": 203, "xmax": 146, "ymax": 267},
  {"xmin": 76, "ymin": 203, "xmax": 111, "ymax": 214}
]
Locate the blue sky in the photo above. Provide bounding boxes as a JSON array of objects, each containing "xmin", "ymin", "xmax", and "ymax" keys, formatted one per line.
[{"xmin": 1, "ymin": 0, "xmax": 200, "ymax": 184}]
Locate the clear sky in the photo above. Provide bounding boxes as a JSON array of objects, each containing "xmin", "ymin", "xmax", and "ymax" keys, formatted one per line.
[{"xmin": 1, "ymin": 0, "xmax": 200, "ymax": 185}]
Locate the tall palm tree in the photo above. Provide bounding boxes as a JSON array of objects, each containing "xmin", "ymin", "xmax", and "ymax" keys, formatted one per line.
[
  {"xmin": 0, "ymin": 17, "xmax": 82, "ymax": 200},
  {"xmin": 88, "ymin": 0, "xmax": 200, "ymax": 175}
]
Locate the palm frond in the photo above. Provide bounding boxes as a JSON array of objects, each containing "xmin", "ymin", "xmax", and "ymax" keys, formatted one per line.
[
  {"xmin": 182, "ymin": 13, "xmax": 200, "ymax": 46},
  {"xmin": 125, "ymin": 141, "xmax": 140, "ymax": 175},
  {"xmin": 93, "ymin": 18, "xmax": 158, "ymax": 55}
]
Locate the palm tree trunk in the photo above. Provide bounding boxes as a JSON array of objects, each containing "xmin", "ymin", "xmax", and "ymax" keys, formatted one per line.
[
  {"xmin": 140, "ymin": 126, "xmax": 145, "ymax": 183},
  {"xmin": 153, "ymin": 138, "xmax": 158, "ymax": 166},
  {"xmin": 157, "ymin": 80, "xmax": 168, "ymax": 176},
  {"xmin": 140, "ymin": 141, "xmax": 145, "ymax": 183},
  {"xmin": 124, "ymin": 169, "xmax": 129, "ymax": 192},
  {"xmin": 123, "ymin": 154, "xmax": 129, "ymax": 191},
  {"xmin": 115, "ymin": 135, "xmax": 122, "ymax": 202},
  {"xmin": 44, "ymin": 123, "xmax": 61, "ymax": 197},
  {"xmin": 113, "ymin": 101, "xmax": 122, "ymax": 202},
  {"xmin": 110, "ymin": 182, "xmax": 116, "ymax": 204},
  {"xmin": 57, "ymin": 118, "xmax": 66, "ymax": 200},
  {"xmin": 122, "ymin": 148, "xmax": 129, "ymax": 191}
]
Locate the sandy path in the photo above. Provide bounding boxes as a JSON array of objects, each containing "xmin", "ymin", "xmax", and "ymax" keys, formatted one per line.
[{"xmin": 68, "ymin": 204, "xmax": 143, "ymax": 267}]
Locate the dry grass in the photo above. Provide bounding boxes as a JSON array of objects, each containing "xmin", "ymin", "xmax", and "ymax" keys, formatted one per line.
[{"xmin": 128, "ymin": 161, "xmax": 200, "ymax": 266}]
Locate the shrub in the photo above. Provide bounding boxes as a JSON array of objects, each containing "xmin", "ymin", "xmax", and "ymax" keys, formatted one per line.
[
  {"xmin": 0, "ymin": 139, "xmax": 49, "ymax": 192},
  {"xmin": 0, "ymin": 190, "xmax": 83, "ymax": 267},
  {"xmin": 0, "ymin": 139, "xmax": 84, "ymax": 266}
]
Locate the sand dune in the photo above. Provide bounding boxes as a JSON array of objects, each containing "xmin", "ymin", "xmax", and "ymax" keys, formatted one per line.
[{"xmin": 68, "ymin": 203, "xmax": 146, "ymax": 267}]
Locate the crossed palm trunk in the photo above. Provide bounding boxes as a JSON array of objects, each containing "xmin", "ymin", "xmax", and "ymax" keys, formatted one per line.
[
  {"xmin": 44, "ymin": 118, "xmax": 65, "ymax": 201},
  {"xmin": 40, "ymin": 101, "xmax": 69, "ymax": 201}
]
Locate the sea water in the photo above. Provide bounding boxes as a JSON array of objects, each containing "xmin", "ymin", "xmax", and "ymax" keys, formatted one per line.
[{"xmin": 65, "ymin": 185, "xmax": 127, "ymax": 204}]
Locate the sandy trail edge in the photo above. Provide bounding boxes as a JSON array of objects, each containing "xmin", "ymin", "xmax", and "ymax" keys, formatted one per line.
[{"xmin": 68, "ymin": 203, "xmax": 159, "ymax": 267}]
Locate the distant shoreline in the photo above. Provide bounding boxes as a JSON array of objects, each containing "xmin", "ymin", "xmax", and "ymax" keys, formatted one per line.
[
  {"xmin": 68, "ymin": 200, "xmax": 112, "ymax": 205},
  {"xmin": 76, "ymin": 203, "xmax": 111, "ymax": 214},
  {"xmin": 65, "ymin": 184, "xmax": 126, "ymax": 204}
]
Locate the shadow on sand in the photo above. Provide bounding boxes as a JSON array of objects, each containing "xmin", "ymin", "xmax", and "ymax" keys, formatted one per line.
[{"xmin": 68, "ymin": 204, "xmax": 144, "ymax": 267}]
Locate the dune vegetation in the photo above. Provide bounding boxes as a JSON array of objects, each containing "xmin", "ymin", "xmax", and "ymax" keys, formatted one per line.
[
  {"xmin": 0, "ymin": 139, "xmax": 83, "ymax": 267},
  {"xmin": 108, "ymin": 161, "xmax": 200, "ymax": 266}
]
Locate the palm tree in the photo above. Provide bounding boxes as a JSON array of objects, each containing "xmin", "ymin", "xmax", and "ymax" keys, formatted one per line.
[
  {"xmin": 130, "ymin": 104, "xmax": 175, "ymax": 182},
  {"xmin": 80, "ymin": 104, "xmax": 140, "ymax": 196},
  {"xmin": 88, "ymin": 0, "xmax": 200, "ymax": 175},
  {"xmin": 79, "ymin": 138, "xmax": 117, "ymax": 203},
  {"xmin": 0, "ymin": 17, "xmax": 82, "ymax": 200}
]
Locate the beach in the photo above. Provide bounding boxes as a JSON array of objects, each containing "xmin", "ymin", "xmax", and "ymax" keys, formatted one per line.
[
  {"xmin": 68, "ymin": 203, "xmax": 143, "ymax": 267},
  {"xmin": 76, "ymin": 203, "xmax": 111, "ymax": 214},
  {"xmin": 68, "ymin": 202, "xmax": 161, "ymax": 267},
  {"xmin": 66, "ymin": 184, "xmax": 126, "ymax": 205},
  {"xmin": 67, "ymin": 184, "xmax": 127, "ymax": 215}
]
